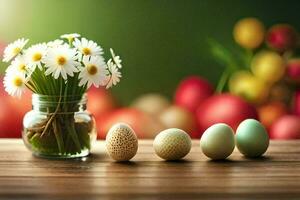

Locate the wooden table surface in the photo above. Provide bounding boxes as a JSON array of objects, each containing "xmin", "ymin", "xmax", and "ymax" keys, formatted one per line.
[{"xmin": 0, "ymin": 139, "xmax": 299, "ymax": 200}]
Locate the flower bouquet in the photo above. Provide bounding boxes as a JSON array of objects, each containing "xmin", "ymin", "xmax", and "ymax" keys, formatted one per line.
[{"xmin": 2, "ymin": 33, "xmax": 122, "ymax": 158}]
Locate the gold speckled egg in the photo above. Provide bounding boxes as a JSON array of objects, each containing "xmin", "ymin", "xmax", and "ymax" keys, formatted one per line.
[
  {"xmin": 153, "ymin": 128, "xmax": 191, "ymax": 160},
  {"xmin": 106, "ymin": 123, "xmax": 138, "ymax": 161}
]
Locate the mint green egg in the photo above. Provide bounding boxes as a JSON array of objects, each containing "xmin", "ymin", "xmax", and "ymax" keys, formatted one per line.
[{"xmin": 236, "ymin": 119, "xmax": 269, "ymax": 157}]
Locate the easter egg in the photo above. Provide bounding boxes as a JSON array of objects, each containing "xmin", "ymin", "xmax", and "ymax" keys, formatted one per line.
[
  {"xmin": 174, "ymin": 76, "xmax": 214, "ymax": 113},
  {"xmin": 131, "ymin": 93, "xmax": 170, "ymax": 116},
  {"xmin": 105, "ymin": 123, "xmax": 138, "ymax": 161},
  {"xmin": 258, "ymin": 101, "xmax": 288, "ymax": 130},
  {"xmin": 196, "ymin": 94, "xmax": 258, "ymax": 132},
  {"xmin": 266, "ymin": 24, "xmax": 298, "ymax": 52},
  {"xmin": 270, "ymin": 115, "xmax": 300, "ymax": 139},
  {"xmin": 236, "ymin": 119, "xmax": 269, "ymax": 157},
  {"xmin": 200, "ymin": 123, "xmax": 235, "ymax": 160},
  {"xmin": 153, "ymin": 128, "xmax": 191, "ymax": 160},
  {"xmin": 287, "ymin": 59, "xmax": 300, "ymax": 83},
  {"xmin": 159, "ymin": 105, "xmax": 198, "ymax": 138},
  {"xmin": 229, "ymin": 70, "xmax": 269, "ymax": 104},
  {"xmin": 87, "ymin": 87, "xmax": 117, "ymax": 120},
  {"xmin": 98, "ymin": 108, "xmax": 165, "ymax": 139},
  {"xmin": 233, "ymin": 18, "xmax": 265, "ymax": 49}
]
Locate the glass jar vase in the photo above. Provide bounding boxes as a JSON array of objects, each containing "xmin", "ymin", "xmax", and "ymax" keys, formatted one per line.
[{"xmin": 22, "ymin": 94, "xmax": 97, "ymax": 158}]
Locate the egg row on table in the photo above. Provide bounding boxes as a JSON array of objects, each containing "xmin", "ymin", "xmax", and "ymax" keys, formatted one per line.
[{"xmin": 105, "ymin": 119, "xmax": 269, "ymax": 161}]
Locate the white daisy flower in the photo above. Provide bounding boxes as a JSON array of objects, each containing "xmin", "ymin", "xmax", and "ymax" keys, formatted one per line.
[
  {"xmin": 78, "ymin": 55, "xmax": 107, "ymax": 88},
  {"xmin": 60, "ymin": 33, "xmax": 81, "ymax": 41},
  {"xmin": 73, "ymin": 38, "xmax": 103, "ymax": 59},
  {"xmin": 2, "ymin": 38, "xmax": 29, "ymax": 62},
  {"xmin": 43, "ymin": 45, "xmax": 80, "ymax": 80},
  {"xmin": 3, "ymin": 71, "xmax": 27, "ymax": 98},
  {"xmin": 47, "ymin": 39, "xmax": 64, "ymax": 47},
  {"xmin": 6, "ymin": 56, "xmax": 28, "ymax": 75},
  {"xmin": 105, "ymin": 59, "xmax": 122, "ymax": 89},
  {"xmin": 110, "ymin": 48, "xmax": 122, "ymax": 68},
  {"xmin": 25, "ymin": 43, "xmax": 48, "ymax": 71}
]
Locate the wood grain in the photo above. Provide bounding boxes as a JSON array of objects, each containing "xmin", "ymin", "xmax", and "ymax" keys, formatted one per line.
[{"xmin": 0, "ymin": 139, "xmax": 299, "ymax": 200}]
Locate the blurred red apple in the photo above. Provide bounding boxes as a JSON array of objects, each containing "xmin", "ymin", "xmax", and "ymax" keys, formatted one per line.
[
  {"xmin": 96, "ymin": 108, "xmax": 165, "ymax": 139},
  {"xmin": 0, "ymin": 97, "xmax": 21, "ymax": 138},
  {"xmin": 266, "ymin": 24, "xmax": 298, "ymax": 52},
  {"xmin": 270, "ymin": 115, "xmax": 300, "ymax": 139},
  {"xmin": 287, "ymin": 59, "xmax": 300, "ymax": 82},
  {"xmin": 258, "ymin": 101, "xmax": 288, "ymax": 130},
  {"xmin": 196, "ymin": 94, "xmax": 258, "ymax": 132},
  {"xmin": 158, "ymin": 105, "xmax": 199, "ymax": 138},
  {"xmin": 0, "ymin": 76, "xmax": 31, "ymax": 138},
  {"xmin": 174, "ymin": 76, "xmax": 214, "ymax": 113},
  {"xmin": 87, "ymin": 87, "xmax": 117, "ymax": 120},
  {"xmin": 131, "ymin": 93, "xmax": 170, "ymax": 116}
]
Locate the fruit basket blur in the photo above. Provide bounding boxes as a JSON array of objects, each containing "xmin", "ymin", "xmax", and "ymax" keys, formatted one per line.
[{"xmin": 209, "ymin": 17, "xmax": 300, "ymax": 139}]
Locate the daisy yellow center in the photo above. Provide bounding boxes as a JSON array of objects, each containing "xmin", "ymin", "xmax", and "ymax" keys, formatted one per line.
[
  {"xmin": 87, "ymin": 64, "xmax": 98, "ymax": 75},
  {"xmin": 57, "ymin": 56, "xmax": 66, "ymax": 66},
  {"xmin": 13, "ymin": 47, "xmax": 21, "ymax": 55},
  {"xmin": 32, "ymin": 53, "xmax": 42, "ymax": 61},
  {"xmin": 13, "ymin": 77, "xmax": 23, "ymax": 87},
  {"xmin": 82, "ymin": 47, "xmax": 91, "ymax": 55},
  {"xmin": 18, "ymin": 64, "xmax": 26, "ymax": 71}
]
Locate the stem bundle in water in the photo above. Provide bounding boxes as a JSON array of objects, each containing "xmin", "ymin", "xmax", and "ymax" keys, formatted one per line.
[{"xmin": 24, "ymin": 95, "xmax": 94, "ymax": 156}]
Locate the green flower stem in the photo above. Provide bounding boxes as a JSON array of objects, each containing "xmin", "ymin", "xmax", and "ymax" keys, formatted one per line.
[
  {"xmin": 66, "ymin": 115, "xmax": 82, "ymax": 152},
  {"xmin": 40, "ymin": 81, "xmax": 63, "ymax": 137},
  {"xmin": 25, "ymin": 82, "xmax": 37, "ymax": 93},
  {"xmin": 52, "ymin": 117, "xmax": 65, "ymax": 153},
  {"xmin": 64, "ymin": 127, "xmax": 72, "ymax": 153},
  {"xmin": 216, "ymin": 66, "xmax": 231, "ymax": 93}
]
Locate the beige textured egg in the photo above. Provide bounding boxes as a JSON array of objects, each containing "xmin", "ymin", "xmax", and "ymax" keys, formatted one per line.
[
  {"xmin": 153, "ymin": 128, "xmax": 191, "ymax": 160},
  {"xmin": 106, "ymin": 123, "xmax": 138, "ymax": 161}
]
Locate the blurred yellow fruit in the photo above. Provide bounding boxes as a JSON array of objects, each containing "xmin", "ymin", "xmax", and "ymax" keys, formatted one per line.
[
  {"xmin": 233, "ymin": 18, "xmax": 265, "ymax": 49},
  {"xmin": 251, "ymin": 51, "xmax": 286, "ymax": 83},
  {"xmin": 229, "ymin": 71, "xmax": 269, "ymax": 104}
]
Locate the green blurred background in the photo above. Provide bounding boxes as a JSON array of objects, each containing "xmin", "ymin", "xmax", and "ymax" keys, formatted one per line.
[{"xmin": 0, "ymin": 0, "xmax": 299, "ymax": 104}]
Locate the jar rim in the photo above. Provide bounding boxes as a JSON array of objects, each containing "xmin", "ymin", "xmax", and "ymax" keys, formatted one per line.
[
  {"xmin": 32, "ymin": 93, "xmax": 87, "ymax": 105},
  {"xmin": 32, "ymin": 93, "xmax": 86, "ymax": 98}
]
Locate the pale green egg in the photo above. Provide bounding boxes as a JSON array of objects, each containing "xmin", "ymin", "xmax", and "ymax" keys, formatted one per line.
[
  {"xmin": 200, "ymin": 123, "xmax": 235, "ymax": 160},
  {"xmin": 236, "ymin": 119, "xmax": 269, "ymax": 157}
]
